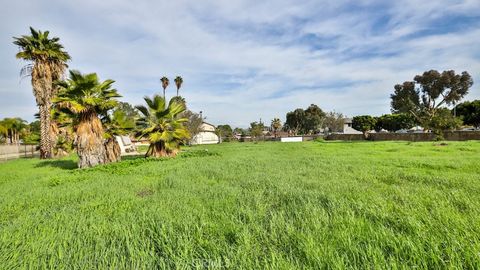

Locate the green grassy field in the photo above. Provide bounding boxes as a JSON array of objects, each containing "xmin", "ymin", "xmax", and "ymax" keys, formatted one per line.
[{"xmin": 1, "ymin": 141, "xmax": 480, "ymax": 269}]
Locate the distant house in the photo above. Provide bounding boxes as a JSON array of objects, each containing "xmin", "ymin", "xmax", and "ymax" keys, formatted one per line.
[
  {"xmin": 191, "ymin": 122, "xmax": 220, "ymax": 145},
  {"xmin": 342, "ymin": 118, "xmax": 363, "ymax": 134}
]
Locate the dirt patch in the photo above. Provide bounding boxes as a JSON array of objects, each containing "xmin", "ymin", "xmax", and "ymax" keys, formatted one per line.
[
  {"xmin": 433, "ymin": 142, "xmax": 449, "ymax": 147},
  {"xmin": 136, "ymin": 188, "xmax": 154, "ymax": 197}
]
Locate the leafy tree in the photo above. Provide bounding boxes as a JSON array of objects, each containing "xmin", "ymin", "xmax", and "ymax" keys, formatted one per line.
[
  {"xmin": 304, "ymin": 104, "xmax": 326, "ymax": 134},
  {"xmin": 249, "ymin": 121, "xmax": 264, "ymax": 140},
  {"xmin": 285, "ymin": 104, "xmax": 326, "ymax": 134},
  {"xmin": 22, "ymin": 120, "xmax": 42, "ymax": 144},
  {"xmin": 13, "ymin": 27, "xmax": 71, "ymax": 158},
  {"xmin": 352, "ymin": 115, "xmax": 377, "ymax": 138},
  {"xmin": 136, "ymin": 95, "xmax": 190, "ymax": 157},
  {"xmin": 116, "ymin": 102, "xmax": 140, "ymax": 121},
  {"xmin": 375, "ymin": 113, "xmax": 415, "ymax": 132},
  {"xmin": 285, "ymin": 108, "xmax": 305, "ymax": 135},
  {"xmin": 429, "ymin": 108, "xmax": 462, "ymax": 139},
  {"xmin": 174, "ymin": 76, "xmax": 183, "ymax": 97},
  {"xmin": 54, "ymin": 70, "xmax": 121, "ymax": 168},
  {"xmin": 323, "ymin": 111, "xmax": 344, "ymax": 133},
  {"xmin": 160, "ymin": 76, "xmax": 169, "ymax": 98},
  {"xmin": 181, "ymin": 110, "xmax": 203, "ymax": 141},
  {"xmin": 455, "ymin": 100, "xmax": 480, "ymax": 128},
  {"xmin": 271, "ymin": 118, "xmax": 282, "ymax": 138},
  {"xmin": 216, "ymin": 124, "xmax": 233, "ymax": 141},
  {"xmin": 29, "ymin": 120, "xmax": 41, "ymax": 134},
  {"xmin": 233, "ymin": 127, "xmax": 246, "ymax": 136},
  {"xmin": 391, "ymin": 70, "xmax": 473, "ymax": 132}
]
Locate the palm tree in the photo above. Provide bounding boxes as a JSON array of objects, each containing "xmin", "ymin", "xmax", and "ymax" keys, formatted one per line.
[
  {"xmin": 13, "ymin": 27, "xmax": 71, "ymax": 159},
  {"xmin": 0, "ymin": 118, "xmax": 27, "ymax": 144},
  {"xmin": 54, "ymin": 70, "xmax": 121, "ymax": 168},
  {"xmin": 102, "ymin": 109, "xmax": 135, "ymax": 163},
  {"xmin": 135, "ymin": 95, "xmax": 189, "ymax": 158},
  {"xmin": 160, "ymin": 76, "xmax": 169, "ymax": 98},
  {"xmin": 174, "ymin": 76, "xmax": 183, "ymax": 96},
  {"xmin": 271, "ymin": 118, "xmax": 282, "ymax": 138}
]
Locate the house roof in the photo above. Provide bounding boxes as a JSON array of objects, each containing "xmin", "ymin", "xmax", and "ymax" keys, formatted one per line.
[{"xmin": 201, "ymin": 121, "xmax": 216, "ymax": 128}]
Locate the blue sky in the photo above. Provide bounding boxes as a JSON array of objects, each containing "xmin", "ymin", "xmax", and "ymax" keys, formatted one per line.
[{"xmin": 1, "ymin": 0, "xmax": 479, "ymax": 127}]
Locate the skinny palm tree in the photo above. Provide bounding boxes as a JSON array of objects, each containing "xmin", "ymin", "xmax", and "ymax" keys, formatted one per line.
[
  {"xmin": 54, "ymin": 70, "xmax": 121, "ymax": 168},
  {"xmin": 174, "ymin": 76, "xmax": 183, "ymax": 96},
  {"xmin": 160, "ymin": 76, "xmax": 169, "ymax": 98},
  {"xmin": 135, "ymin": 95, "xmax": 189, "ymax": 157},
  {"xmin": 13, "ymin": 27, "xmax": 71, "ymax": 158}
]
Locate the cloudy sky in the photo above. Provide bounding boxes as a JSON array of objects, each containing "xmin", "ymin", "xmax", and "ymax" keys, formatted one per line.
[{"xmin": 1, "ymin": 0, "xmax": 479, "ymax": 127}]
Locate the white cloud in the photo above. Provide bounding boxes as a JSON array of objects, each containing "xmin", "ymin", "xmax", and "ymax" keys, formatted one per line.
[{"xmin": 0, "ymin": 0, "xmax": 479, "ymax": 127}]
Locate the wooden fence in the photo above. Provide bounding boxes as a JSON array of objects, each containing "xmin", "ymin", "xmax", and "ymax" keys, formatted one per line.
[{"xmin": 326, "ymin": 131, "xmax": 480, "ymax": 141}]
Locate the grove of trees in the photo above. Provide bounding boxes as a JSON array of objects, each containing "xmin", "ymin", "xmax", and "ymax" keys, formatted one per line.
[
  {"xmin": 285, "ymin": 104, "xmax": 326, "ymax": 135},
  {"xmin": 10, "ymin": 27, "xmax": 193, "ymax": 168}
]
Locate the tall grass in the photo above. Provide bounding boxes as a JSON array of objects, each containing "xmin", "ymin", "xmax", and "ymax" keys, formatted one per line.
[{"xmin": 1, "ymin": 141, "xmax": 479, "ymax": 268}]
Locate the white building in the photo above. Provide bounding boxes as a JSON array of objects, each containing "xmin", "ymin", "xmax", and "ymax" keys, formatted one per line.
[
  {"xmin": 191, "ymin": 122, "xmax": 220, "ymax": 145},
  {"xmin": 342, "ymin": 118, "xmax": 363, "ymax": 134}
]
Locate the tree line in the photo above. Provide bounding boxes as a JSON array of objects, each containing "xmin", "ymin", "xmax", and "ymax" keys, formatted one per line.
[
  {"xmin": 352, "ymin": 70, "xmax": 477, "ymax": 138},
  {"xmin": 274, "ymin": 69, "xmax": 477, "ymax": 138}
]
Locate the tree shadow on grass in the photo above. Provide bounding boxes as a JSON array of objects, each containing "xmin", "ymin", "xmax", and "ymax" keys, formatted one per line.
[{"xmin": 35, "ymin": 159, "xmax": 78, "ymax": 170}]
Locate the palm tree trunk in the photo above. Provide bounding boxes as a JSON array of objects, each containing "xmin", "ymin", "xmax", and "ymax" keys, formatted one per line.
[
  {"xmin": 76, "ymin": 112, "xmax": 106, "ymax": 168},
  {"xmin": 104, "ymin": 137, "xmax": 121, "ymax": 163},
  {"xmin": 163, "ymin": 89, "xmax": 166, "ymax": 99},
  {"xmin": 39, "ymin": 104, "xmax": 53, "ymax": 158},
  {"xmin": 146, "ymin": 141, "xmax": 168, "ymax": 158},
  {"xmin": 50, "ymin": 121, "xmax": 59, "ymax": 154}
]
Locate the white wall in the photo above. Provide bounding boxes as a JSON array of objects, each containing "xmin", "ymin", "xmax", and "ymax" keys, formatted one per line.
[
  {"xmin": 191, "ymin": 132, "xmax": 219, "ymax": 145},
  {"xmin": 281, "ymin": 137, "xmax": 303, "ymax": 142}
]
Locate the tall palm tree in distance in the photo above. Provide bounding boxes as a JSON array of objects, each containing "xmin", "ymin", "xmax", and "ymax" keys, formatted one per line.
[
  {"xmin": 13, "ymin": 27, "xmax": 71, "ymax": 159},
  {"xmin": 54, "ymin": 70, "xmax": 121, "ymax": 168},
  {"xmin": 160, "ymin": 76, "xmax": 169, "ymax": 98},
  {"xmin": 174, "ymin": 76, "xmax": 183, "ymax": 96}
]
